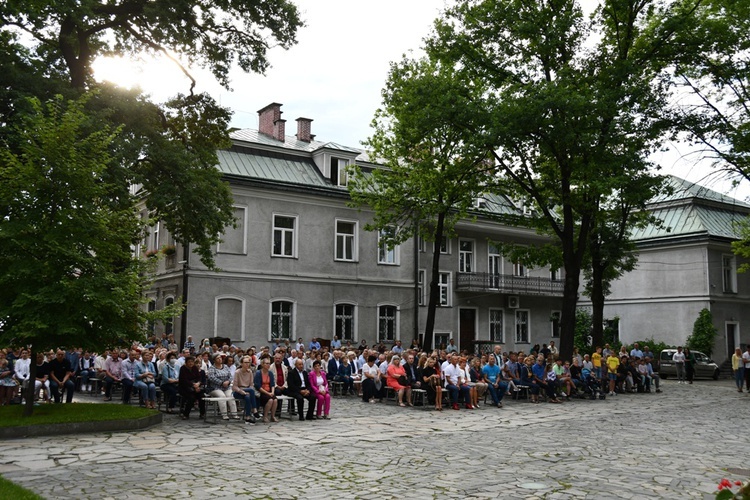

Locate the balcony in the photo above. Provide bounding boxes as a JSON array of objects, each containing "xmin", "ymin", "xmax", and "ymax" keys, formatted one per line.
[{"xmin": 456, "ymin": 272, "xmax": 564, "ymax": 297}]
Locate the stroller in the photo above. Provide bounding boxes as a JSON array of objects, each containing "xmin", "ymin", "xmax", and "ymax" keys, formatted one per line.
[{"xmin": 580, "ymin": 368, "xmax": 604, "ymax": 400}]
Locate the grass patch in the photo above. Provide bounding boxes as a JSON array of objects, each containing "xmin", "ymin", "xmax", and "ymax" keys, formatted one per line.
[
  {"xmin": 0, "ymin": 403, "xmax": 156, "ymax": 428},
  {"xmin": 0, "ymin": 476, "xmax": 44, "ymax": 499}
]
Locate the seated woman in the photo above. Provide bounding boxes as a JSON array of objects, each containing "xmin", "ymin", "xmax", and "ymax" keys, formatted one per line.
[
  {"xmin": 468, "ymin": 357, "xmax": 487, "ymax": 406},
  {"xmin": 134, "ymin": 350, "xmax": 157, "ymax": 409},
  {"xmin": 308, "ymin": 360, "xmax": 331, "ymax": 419},
  {"xmin": 533, "ymin": 359, "xmax": 561, "ymax": 404},
  {"xmin": 338, "ymin": 356, "xmax": 354, "ymax": 396},
  {"xmin": 254, "ymin": 358, "xmax": 278, "ymax": 423},
  {"xmin": 206, "ymin": 353, "xmax": 239, "ymax": 420},
  {"xmin": 233, "ymin": 355, "xmax": 260, "ymax": 423},
  {"xmin": 519, "ymin": 356, "xmax": 541, "ymax": 404},
  {"xmin": 386, "ymin": 355, "xmax": 412, "ymax": 407},
  {"xmin": 457, "ymin": 358, "xmax": 477, "ymax": 409},
  {"xmin": 421, "ymin": 356, "xmax": 442, "ymax": 410},
  {"xmin": 178, "ymin": 356, "xmax": 205, "ymax": 420},
  {"xmin": 159, "ymin": 352, "xmax": 180, "ymax": 413}
]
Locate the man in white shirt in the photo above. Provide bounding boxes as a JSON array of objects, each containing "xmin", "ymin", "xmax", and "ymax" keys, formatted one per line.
[
  {"xmin": 742, "ymin": 346, "xmax": 750, "ymax": 391},
  {"xmin": 672, "ymin": 346, "xmax": 686, "ymax": 384},
  {"xmin": 13, "ymin": 349, "xmax": 31, "ymax": 393},
  {"xmin": 443, "ymin": 355, "xmax": 471, "ymax": 410}
]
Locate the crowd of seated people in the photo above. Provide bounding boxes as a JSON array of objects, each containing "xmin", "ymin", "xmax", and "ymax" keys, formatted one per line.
[{"xmin": 0, "ymin": 338, "xmax": 664, "ymax": 420}]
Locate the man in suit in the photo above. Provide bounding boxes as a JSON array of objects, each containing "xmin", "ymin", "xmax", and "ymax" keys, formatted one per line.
[
  {"xmin": 403, "ymin": 353, "xmax": 421, "ymax": 389},
  {"xmin": 327, "ymin": 350, "xmax": 342, "ymax": 381},
  {"xmin": 286, "ymin": 358, "xmax": 316, "ymax": 421}
]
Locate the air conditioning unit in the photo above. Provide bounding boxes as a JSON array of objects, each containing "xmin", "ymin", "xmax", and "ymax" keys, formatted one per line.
[{"xmin": 507, "ymin": 296, "xmax": 520, "ymax": 308}]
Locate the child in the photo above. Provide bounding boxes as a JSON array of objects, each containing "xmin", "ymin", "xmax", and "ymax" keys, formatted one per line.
[{"xmin": 592, "ymin": 346, "xmax": 603, "ymax": 379}]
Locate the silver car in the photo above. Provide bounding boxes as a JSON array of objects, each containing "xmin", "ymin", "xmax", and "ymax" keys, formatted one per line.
[{"xmin": 658, "ymin": 349, "xmax": 720, "ymax": 380}]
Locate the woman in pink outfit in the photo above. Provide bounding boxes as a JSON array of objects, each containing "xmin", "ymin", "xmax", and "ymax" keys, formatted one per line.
[{"xmin": 309, "ymin": 360, "xmax": 331, "ymax": 419}]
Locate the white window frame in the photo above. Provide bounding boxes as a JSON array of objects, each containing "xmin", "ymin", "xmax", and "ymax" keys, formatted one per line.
[
  {"xmin": 334, "ymin": 302, "xmax": 357, "ymax": 341},
  {"xmin": 334, "ymin": 219, "xmax": 358, "ymax": 262},
  {"xmin": 150, "ymin": 221, "xmax": 160, "ymax": 252},
  {"xmin": 418, "ymin": 269, "xmax": 426, "ymax": 306},
  {"xmin": 269, "ymin": 299, "xmax": 296, "ymax": 340},
  {"xmin": 550, "ymin": 310, "xmax": 561, "ymax": 338},
  {"xmin": 459, "ymin": 238, "xmax": 475, "ymax": 273},
  {"xmin": 550, "ymin": 268, "xmax": 561, "ymax": 281},
  {"xmin": 515, "ymin": 309, "xmax": 530, "ymax": 344},
  {"xmin": 331, "ymin": 157, "xmax": 349, "ymax": 187},
  {"xmin": 377, "ymin": 304, "xmax": 399, "ymax": 342},
  {"xmin": 434, "ymin": 331, "xmax": 452, "ymax": 350},
  {"xmin": 438, "ymin": 272, "xmax": 451, "ymax": 307},
  {"xmin": 378, "ymin": 227, "xmax": 399, "ymax": 265},
  {"xmin": 489, "ymin": 308, "xmax": 504, "ymax": 343},
  {"xmin": 440, "ymin": 235, "xmax": 450, "ymax": 254},
  {"xmin": 513, "ymin": 261, "xmax": 527, "ymax": 277},
  {"xmin": 272, "ymin": 214, "xmax": 298, "ymax": 258},
  {"xmin": 723, "ymin": 254, "xmax": 737, "ymax": 293},
  {"xmin": 214, "ymin": 295, "xmax": 247, "ymax": 342}
]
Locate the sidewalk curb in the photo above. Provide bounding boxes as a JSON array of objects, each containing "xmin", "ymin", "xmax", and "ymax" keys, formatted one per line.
[{"xmin": 0, "ymin": 412, "xmax": 163, "ymax": 439}]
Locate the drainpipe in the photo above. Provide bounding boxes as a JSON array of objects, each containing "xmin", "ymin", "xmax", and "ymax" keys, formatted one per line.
[{"xmin": 179, "ymin": 242, "xmax": 190, "ymax": 351}]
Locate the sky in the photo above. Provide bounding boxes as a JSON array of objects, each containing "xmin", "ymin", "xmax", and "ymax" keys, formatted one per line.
[{"xmin": 93, "ymin": 0, "xmax": 749, "ymax": 202}]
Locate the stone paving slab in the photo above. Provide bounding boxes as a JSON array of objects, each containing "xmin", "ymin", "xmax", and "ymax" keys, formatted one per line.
[{"xmin": 0, "ymin": 379, "xmax": 748, "ymax": 499}]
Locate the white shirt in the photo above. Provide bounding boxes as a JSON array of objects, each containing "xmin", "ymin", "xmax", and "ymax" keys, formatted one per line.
[
  {"xmin": 444, "ymin": 363, "xmax": 461, "ymax": 386},
  {"xmin": 672, "ymin": 352, "xmax": 686, "ymax": 364},
  {"xmin": 14, "ymin": 358, "xmax": 30, "ymax": 380},
  {"xmin": 363, "ymin": 363, "xmax": 379, "ymax": 379},
  {"xmin": 742, "ymin": 351, "xmax": 750, "ymax": 369}
]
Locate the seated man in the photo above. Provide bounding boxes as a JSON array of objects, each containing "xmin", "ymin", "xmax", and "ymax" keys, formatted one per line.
[
  {"xmin": 286, "ymin": 358, "xmax": 316, "ymax": 420},
  {"xmin": 637, "ymin": 358, "xmax": 652, "ymax": 392},
  {"xmin": 443, "ymin": 355, "xmax": 471, "ymax": 410},
  {"xmin": 481, "ymin": 355, "xmax": 507, "ymax": 407},
  {"xmin": 48, "ymin": 349, "xmax": 75, "ymax": 404},
  {"xmin": 120, "ymin": 350, "xmax": 139, "ymax": 404},
  {"xmin": 645, "ymin": 358, "xmax": 661, "ymax": 393}
]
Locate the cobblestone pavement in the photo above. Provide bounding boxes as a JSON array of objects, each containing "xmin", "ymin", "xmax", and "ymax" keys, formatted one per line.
[{"xmin": 0, "ymin": 379, "xmax": 747, "ymax": 499}]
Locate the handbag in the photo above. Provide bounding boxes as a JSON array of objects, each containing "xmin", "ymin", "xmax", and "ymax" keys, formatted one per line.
[{"xmin": 397, "ymin": 375, "xmax": 409, "ymax": 386}]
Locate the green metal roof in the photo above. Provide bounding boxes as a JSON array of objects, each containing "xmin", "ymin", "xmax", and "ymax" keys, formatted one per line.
[
  {"xmin": 651, "ymin": 175, "xmax": 750, "ymax": 208},
  {"xmin": 216, "ymin": 149, "xmax": 329, "ymax": 187}
]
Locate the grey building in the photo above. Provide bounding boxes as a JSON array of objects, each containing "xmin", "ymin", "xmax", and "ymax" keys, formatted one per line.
[
  {"xmin": 144, "ymin": 102, "xmax": 564, "ymax": 352},
  {"xmin": 581, "ymin": 176, "xmax": 750, "ymax": 363}
]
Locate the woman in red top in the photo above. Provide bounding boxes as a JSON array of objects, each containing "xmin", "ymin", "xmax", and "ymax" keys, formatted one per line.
[{"xmin": 386, "ymin": 355, "xmax": 412, "ymax": 407}]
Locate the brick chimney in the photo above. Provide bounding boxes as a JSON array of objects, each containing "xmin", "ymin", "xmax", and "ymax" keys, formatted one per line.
[
  {"xmin": 295, "ymin": 117, "xmax": 315, "ymax": 142},
  {"xmin": 257, "ymin": 102, "xmax": 286, "ymax": 142}
]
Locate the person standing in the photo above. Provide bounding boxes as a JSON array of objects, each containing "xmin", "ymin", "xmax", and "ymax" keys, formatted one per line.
[
  {"xmin": 732, "ymin": 347, "xmax": 744, "ymax": 392},
  {"xmin": 684, "ymin": 347, "xmax": 696, "ymax": 384},
  {"xmin": 673, "ymin": 346, "xmax": 686, "ymax": 384},
  {"xmin": 742, "ymin": 345, "xmax": 750, "ymax": 392}
]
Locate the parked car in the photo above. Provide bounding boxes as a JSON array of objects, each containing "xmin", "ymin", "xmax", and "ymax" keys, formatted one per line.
[{"xmin": 659, "ymin": 349, "xmax": 720, "ymax": 380}]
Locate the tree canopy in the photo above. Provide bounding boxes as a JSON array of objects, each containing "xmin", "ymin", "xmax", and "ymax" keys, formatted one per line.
[{"xmin": 0, "ymin": 1, "xmax": 302, "ymax": 358}]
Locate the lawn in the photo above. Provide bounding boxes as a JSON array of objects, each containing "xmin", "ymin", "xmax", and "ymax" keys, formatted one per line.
[
  {"xmin": 0, "ymin": 403, "xmax": 156, "ymax": 428},
  {"xmin": 0, "ymin": 476, "xmax": 44, "ymax": 499}
]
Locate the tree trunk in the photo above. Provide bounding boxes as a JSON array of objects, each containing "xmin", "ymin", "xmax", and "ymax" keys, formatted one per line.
[
  {"xmin": 23, "ymin": 349, "xmax": 37, "ymax": 417},
  {"xmin": 422, "ymin": 211, "xmax": 447, "ymax": 352}
]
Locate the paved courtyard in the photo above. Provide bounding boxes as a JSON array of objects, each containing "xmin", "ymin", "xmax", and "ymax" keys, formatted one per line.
[{"xmin": 0, "ymin": 379, "xmax": 746, "ymax": 499}]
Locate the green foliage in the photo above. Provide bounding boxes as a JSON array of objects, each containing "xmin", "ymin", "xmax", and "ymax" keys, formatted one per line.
[
  {"xmin": 630, "ymin": 338, "xmax": 675, "ymax": 358},
  {"xmin": 687, "ymin": 308, "xmax": 717, "ymax": 357},
  {"xmin": 574, "ymin": 309, "xmax": 593, "ymax": 354},
  {"xmin": 0, "ymin": 95, "xmax": 153, "ymax": 350}
]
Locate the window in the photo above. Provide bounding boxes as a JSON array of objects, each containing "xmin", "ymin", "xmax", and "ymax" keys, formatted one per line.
[
  {"xmin": 378, "ymin": 227, "xmax": 399, "ymax": 265},
  {"xmin": 335, "ymin": 220, "xmax": 358, "ymax": 261},
  {"xmin": 147, "ymin": 299, "xmax": 156, "ymax": 335},
  {"xmin": 550, "ymin": 268, "xmax": 561, "ymax": 281},
  {"xmin": 150, "ymin": 221, "xmax": 160, "ymax": 252},
  {"xmin": 723, "ymin": 255, "xmax": 737, "ymax": 293},
  {"xmin": 272, "ymin": 215, "xmax": 297, "ymax": 257},
  {"xmin": 216, "ymin": 296, "xmax": 245, "ymax": 341},
  {"xmin": 164, "ymin": 296, "xmax": 174, "ymax": 336},
  {"xmin": 459, "ymin": 239, "xmax": 474, "ymax": 273},
  {"xmin": 418, "ymin": 269, "xmax": 426, "ymax": 306},
  {"xmin": 489, "ymin": 309, "xmax": 504, "ymax": 342},
  {"xmin": 513, "ymin": 261, "xmax": 527, "ymax": 277},
  {"xmin": 440, "ymin": 236, "xmax": 450, "ymax": 254},
  {"xmin": 335, "ymin": 303, "xmax": 356, "ymax": 340},
  {"xmin": 515, "ymin": 310, "xmax": 529, "ymax": 343},
  {"xmin": 270, "ymin": 300, "xmax": 294, "ymax": 339},
  {"xmin": 330, "ymin": 158, "xmax": 349, "ymax": 186},
  {"xmin": 378, "ymin": 305, "xmax": 398, "ymax": 342},
  {"xmin": 550, "ymin": 311, "xmax": 561, "ymax": 338},
  {"xmin": 434, "ymin": 332, "xmax": 450, "ymax": 350},
  {"xmin": 489, "ymin": 245, "xmax": 502, "ymax": 288},
  {"xmin": 438, "ymin": 272, "xmax": 451, "ymax": 307},
  {"xmin": 417, "ymin": 235, "xmax": 426, "ymax": 253}
]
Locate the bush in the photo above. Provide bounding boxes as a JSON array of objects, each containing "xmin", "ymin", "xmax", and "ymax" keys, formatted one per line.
[
  {"xmin": 687, "ymin": 308, "xmax": 717, "ymax": 357},
  {"xmin": 629, "ymin": 338, "xmax": 675, "ymax": 358}
]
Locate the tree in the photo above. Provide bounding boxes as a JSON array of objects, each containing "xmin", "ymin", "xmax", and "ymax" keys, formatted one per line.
[
  {"xmin": 686, "ymin": 308, "xmax": 717, "ymax": 357},
  {"xmin": 424, "ymin": 0, "xmax": 700, "ymax": 361},
  {"xmin": 0, "ymin": 1, "xmax": 302, "ymax": 413},
  {"xmin": 349, "ymin": 57, "xmax": 491, "ymax": 349}
]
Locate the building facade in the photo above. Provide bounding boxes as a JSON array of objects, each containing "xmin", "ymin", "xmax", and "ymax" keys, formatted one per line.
[{"xmin": 144, "ymin": 103, "xmax": 564, "ymax": 352}]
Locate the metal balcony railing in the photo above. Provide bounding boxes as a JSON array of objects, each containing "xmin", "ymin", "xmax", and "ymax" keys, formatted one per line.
[{"xmin": 456, "ymin": 272, "xmax": 565, "ymax": 297}]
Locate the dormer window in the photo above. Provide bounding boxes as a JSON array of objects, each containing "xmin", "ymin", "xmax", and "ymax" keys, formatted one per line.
[
  {"xmin": 331, "ymin": 157, "xmax": 349, "ymax": 186},
  {"xmin": 474, "ymin": 196, "xmax": 487, "ymax": 209}
]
